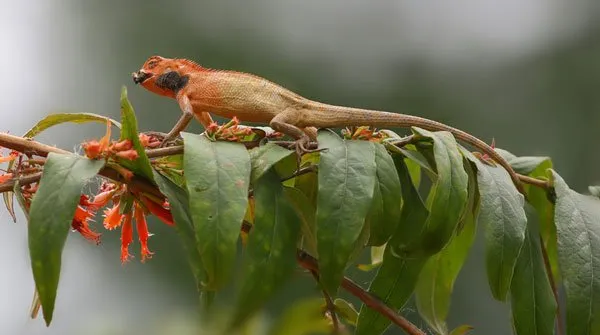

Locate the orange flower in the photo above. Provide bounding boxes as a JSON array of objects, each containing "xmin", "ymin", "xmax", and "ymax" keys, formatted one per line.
[
  {"xmin": 83, "ymin": 121, "xmax": 112, "ymax": 159},
  {"xmin": 98, "ymin": 120, "xmax": 111, "ymax": 151},
  {"xmin": 0, "ymin": 173, "xmax": 13, "ymax": 183},
  {"xmin": 115, "ymin": 149, "xmax": 139, "ymax": 160},
  {"xmin": 111, "ymin": 165, "xmax": 134, "ymax": 181},
  {"xmin": 103, "ymin": 204, "xmax": 124, "ymax": 230},
  {"xmin": 86, "ymin": 189, "xmax": 115, "ymax": 210},
  {"xmin": 82, "ymin": 140, "xmax": 103, "ymax": 159},
  {"xmin": 110, "ymin": 139, "xmax": 132, "ymax": 152},
  {"xmin": 120, "ymin": 213, "xmax": 133, "ymax": 264},
  {"xmin": 134, "ymin": 203, "xmax": 153, "ymax": 262},
  {"xmin": 0, "ymin": 151, "xmax": 17, "ymax": 163}
]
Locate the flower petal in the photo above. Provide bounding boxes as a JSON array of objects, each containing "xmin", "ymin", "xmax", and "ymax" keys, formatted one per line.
[
  {"xmin": 134, "ymin": 203, "xmax": 153, "ymax": 262},
  {"xmin": 103, "ymin": 204, "xmax": 124, "ymax": 230},
  {"xmin": 120, "ymin": 213, "xmax": 133, "ymax": 264}
]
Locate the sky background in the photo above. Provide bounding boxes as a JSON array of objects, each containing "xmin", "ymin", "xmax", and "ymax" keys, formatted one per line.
[{"xmin": 1, "ymin": 1, "xmax": 599, "ymax": 334}]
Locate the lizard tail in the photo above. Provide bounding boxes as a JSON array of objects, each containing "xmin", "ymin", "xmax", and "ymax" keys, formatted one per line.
[{"xmin": 305, "ymin": 104, "xmax": 524, "ymax": 194}]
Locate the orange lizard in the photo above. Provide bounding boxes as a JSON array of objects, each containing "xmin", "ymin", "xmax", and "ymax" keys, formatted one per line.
[{"xmin": 132, "ymin": 56, "xmax": 523, "ymax": 192}]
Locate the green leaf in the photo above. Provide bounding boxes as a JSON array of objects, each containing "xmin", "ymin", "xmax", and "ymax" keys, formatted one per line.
[
  {"xmin": 519, "ymin": 157, "xmax": 559, "ymax": 282},
  {"xmin": 589, "ymin": 186, "xmax": 600, "ymax": 198},
  {"xmin": 358, "ymin": 245, "xmax": 386, "ymax": 271},
  {"xmin": 315, "ymin": 131, "xmax": 377, "ymax": 294},
  {"xmin": 550, "ymin": 170, "xmax": 600, "ymax": 334},
  {"xmin": 3, "ymin": 112, "xmax": 120, "ymax": 220},
  {"xmin": 389, "ymin": 155, "xmax": 429, "ymax": 253},
  {"xmin": 233, "ymin": 168, "xmax": 302, "ymax": 326},
  {"xmin": 355, "ymin": 253, "xmax": 427, "ymax": 335},
  {"xmin": 13, "ymin": 180, "xmax": 29, "ymax": 220},
  {"xmin": 449, "ymin": 325, "xmax": 474, "ymax": 335},
  {"xmin": 23, "ymin": 112, "xmax": 121, "ymax": 138},
  {"xmin": 477, "ymin": 163, "xmax": 527, "ymax": 301},
  {"xmin": 249, "ymin": 143, "xmax": 294, "ymax": 183},
  {"xmin": 117, "ymin": 86, "xmax": 155, "ymax": 181},
  {"xmin": 365, "ymin": 143, "xmax": 402, "ymax": 246},
  {"xmin": 153, "ymin": 172, "xmax": 207, "ymax": 293},
  {"xmin": 294, "ymin": 153, "xmax": 320, "ymax": 207},
  {"xmin": 153, "ymin": 154, "xmax": 184, "ymax": 186},
  {"xmin": 415, "ymin": 159, "xmax": 480, "ymax": 334},
  {"xmin": 396, "ymin": 145, "xmax": 435, "ymax": 176},
  {"xmin": 504, "ymin": 154, "xmax": 551, "ymax": 176},
  {"xmin": 355, "ymin": 156, "xmax": 429, "ymax": 335},
  {"xmin": 397, "ymin": 128, "xmax": 469, "ymax": 256},
  {"xmin": 284, "ymin": 187, "xmax": 317, "ymax": 257},
  {"xmin": 510, "ymin": 206, "xmax": 556, "ymax": 335},
  {"xmin": 268, "ymin": 298, "xmax": 330, "ymax": 335},
  {"xmin": 183, "ymin": 133, "xmax": 251, "ymax": 290},
  {"xmin": 495, "ymin": 150, "xmax": 558, "ymax": 283},
  {"xmin": 28, "ymin": 153, "xmax": 104, "ymax": 325},
  {"xmin": 3, "ymin": 187, "xmax": 16, "ymax": 222},
  {"xmin": 334, "ymin": 298, "xmax": 358, "ymax": 326}
]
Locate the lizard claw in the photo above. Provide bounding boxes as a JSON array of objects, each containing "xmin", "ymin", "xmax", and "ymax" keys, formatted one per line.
[
  {"xmin": 291, "ymin": 135, "xmax": 324, "ymax": 169},
  {"xmin": 291, "ymin": 135, "xmax": 322, "ymax": 155}
]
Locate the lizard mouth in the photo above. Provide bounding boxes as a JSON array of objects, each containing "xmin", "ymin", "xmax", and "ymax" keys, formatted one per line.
[{"xmin": 132, "ymin": 70, "xmax": 152, "ymax": 84}]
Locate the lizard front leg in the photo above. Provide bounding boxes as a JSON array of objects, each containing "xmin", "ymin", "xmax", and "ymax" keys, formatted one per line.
[{"xmin": 160, "ymin": 94, "xmax": 213, "ymax": 147}]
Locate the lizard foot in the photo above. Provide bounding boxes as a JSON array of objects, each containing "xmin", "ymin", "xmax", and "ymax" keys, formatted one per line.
[
  {"xmin": 158, "ymin": 133, "xmax": 183, "ymax": 148},
  {"xmin": 291, "ymin": 135, "xmax": 324, "ymax": 169},
  {"xmin": 291, "ymin": 135, "xmax": 321, "ymax": 155}
]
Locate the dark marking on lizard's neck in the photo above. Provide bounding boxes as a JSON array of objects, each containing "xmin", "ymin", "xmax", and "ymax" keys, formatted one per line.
[{"xmin": 155, "ymin": 71, "xmax": 189, "ymax": 93}]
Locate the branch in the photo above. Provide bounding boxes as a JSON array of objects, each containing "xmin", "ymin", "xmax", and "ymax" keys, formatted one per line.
[
  {"xmin": 296, "ymin": 250, "xmax": 426, "ymax": 335},
  {"xmin": 0, "ymin": 133, "xmax": 163, "ymax": 199},
  {"xmin": 539, "ymin": 235, "xmax": 565, "ymax": 335}
]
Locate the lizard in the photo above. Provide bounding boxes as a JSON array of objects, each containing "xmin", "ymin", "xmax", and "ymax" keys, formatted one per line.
[{"xmin": 132, "ymin": 55, "xmax": 523, "ymax": 193}]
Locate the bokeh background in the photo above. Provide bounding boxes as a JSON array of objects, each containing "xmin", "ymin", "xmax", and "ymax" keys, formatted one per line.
[{"xmin": 1, "ymin": 1, "xmax": 599, "ymax": 334}]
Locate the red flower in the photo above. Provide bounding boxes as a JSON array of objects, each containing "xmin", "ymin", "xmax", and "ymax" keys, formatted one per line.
[
  {"xmin": 103, "ymin": 204, "xmax": 124, "ymax": 230},
  {"xmin": 0, "ymin": 173, "xmax": 13, "ymax": 184},
  {"xmin": 120, "ymin": 213, "xmax": 133, "ymax": 264},
  {"xmin": 140, "ymin": 196, "xmax": 174, "ymax": 226},
  {"xmin": 72, "ymin": 206, "xmax": 101, "ymax": 244},
  {"xmin": 134, "ymin": 203, "xmax": 153, "ymax": 262}
]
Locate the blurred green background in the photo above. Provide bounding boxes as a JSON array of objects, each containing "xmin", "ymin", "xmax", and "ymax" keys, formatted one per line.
[{"xmin": 1, "ymin": 1, "xmax": 599, "ymax": 334}]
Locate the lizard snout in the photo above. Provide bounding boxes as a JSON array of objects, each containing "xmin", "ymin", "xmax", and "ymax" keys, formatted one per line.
[{"xmin": 132, "ymin": 70, "xmax": 151, "ymax": 84}]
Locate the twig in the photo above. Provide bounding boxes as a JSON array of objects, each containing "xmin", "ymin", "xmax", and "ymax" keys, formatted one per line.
[
  {"xmin": 308, "ymin": 270, "xmax": 341, "ymax": 334},
  {"xmin": 518, "ymin": 174, "xmax": 550, "ymax": 189},
  {"xmin": 296, "ymin": 250, "xmax": 426, "ymax": 335},
  {"xmin": 539, "ymin": 235, "xmax": 564, "ymax": 335},
  {"xmin": 1, "ymin": 132, "xmax": 552, "ymax": 194},
  {"xmin": 0, "ymin": 133, "xmax": 164, "ymax": 199}
]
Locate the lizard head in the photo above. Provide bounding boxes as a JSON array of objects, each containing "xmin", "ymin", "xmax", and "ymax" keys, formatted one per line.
[{"xmin": 132, "ymin": 56, "xmax": 193, "ymax": 98}]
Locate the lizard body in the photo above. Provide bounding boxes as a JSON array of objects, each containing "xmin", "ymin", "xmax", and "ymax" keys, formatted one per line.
[{"xmin": 133, "ymin": 56, "xmax": 522, "ymax": 192}]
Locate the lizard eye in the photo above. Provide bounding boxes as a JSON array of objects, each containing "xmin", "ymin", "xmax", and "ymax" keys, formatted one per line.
[{"xmin": 147, "ymin": 60, "xmax": 159, "ymax": 69}]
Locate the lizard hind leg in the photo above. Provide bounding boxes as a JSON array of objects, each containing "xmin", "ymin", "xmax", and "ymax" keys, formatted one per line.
[{"xmin": 270, "ymin": 110, "xmax": 322, "ymax": 168}]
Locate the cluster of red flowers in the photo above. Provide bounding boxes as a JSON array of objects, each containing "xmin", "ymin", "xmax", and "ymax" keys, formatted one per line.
[
  {"xmin": 74, "ymin": 181, "xmax": 174, "ymax": 263},
  {"xmin": 0, "ymin": 150, "xmax": 19, "ymax": 183},
  {"xmin": 341, "ymin": 126, "xmax": 389, "ymax": 142},
  {"xmin": 78, "ymin": 123, "xmax": 173, "ymax": 262},
  {"xmin": 0, "ymin": 123, "xmax": 176, "ymax": 264},
  {"xmin": 82, "ymin": 122, "xmax": 146, "ymax": 160},
  {"xmin": 205, "ymin": 117, "xmax": 256, "ymax": 141}
]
